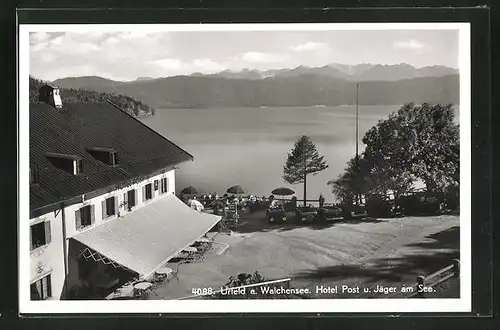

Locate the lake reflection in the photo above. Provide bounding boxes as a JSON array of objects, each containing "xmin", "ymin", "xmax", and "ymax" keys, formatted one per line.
[{"xmin": 140, "ymin": 105, "xmax": 419, "ymax": 201}]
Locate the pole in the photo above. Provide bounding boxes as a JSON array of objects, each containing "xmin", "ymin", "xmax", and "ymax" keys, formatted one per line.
[
  {"xmin": 355, "ymin": 83, "xmax": 360, "ymax": 206},
  {"xmin": 356, "ymin": 83, "xmax": 359, "ymax": 159},
  {"xmin": 60, "ymin": 203, "xmax": 69, "ymax": 298}
]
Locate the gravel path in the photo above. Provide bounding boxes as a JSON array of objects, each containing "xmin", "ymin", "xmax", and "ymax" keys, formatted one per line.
[{"xmin": 151, "ymin": 213, "xmax": 460, "ymax": 300}]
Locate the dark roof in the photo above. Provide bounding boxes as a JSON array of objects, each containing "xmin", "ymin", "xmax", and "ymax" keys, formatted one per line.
[
  {"xmin": 30, "ymin": 101, "xmax": 193, "ymax": 213},
  {"xmin": 87, "ymin": 147, "xmax": 117, "ymax": 153},
  {"xmin": 45, "ymin": 152, "xmax": 82, "ymax": 160}
]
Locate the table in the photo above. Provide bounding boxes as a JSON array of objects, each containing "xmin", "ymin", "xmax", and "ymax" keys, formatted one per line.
[
  {"xmin": 183, "ymin": 246, "xmax": 198, "ymax": 253},
  {"xmin": 133, "ymin": 281, "xmax": 152, "ymax": 298},
  {"xmin": 196, "ymin": 238, "xmax": 210, "ymax": 243},
  {"xmin": 155, "ymin": 267, "xmax": 173, "ymax": 278},
  {"xmin": 133, "ymin": 282, "xmax": 152, "ymax": 291}
]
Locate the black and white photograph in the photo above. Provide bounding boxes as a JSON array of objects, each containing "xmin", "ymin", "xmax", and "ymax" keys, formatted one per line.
[{"xmin": 19, "ymin": 23, "xmax": 471, "ymax": 313}]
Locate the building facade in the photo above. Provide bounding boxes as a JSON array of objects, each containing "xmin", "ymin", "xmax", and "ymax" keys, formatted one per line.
[{"xmin": 29, "ymin": 85, "xmax": 194, "ymax": 300}]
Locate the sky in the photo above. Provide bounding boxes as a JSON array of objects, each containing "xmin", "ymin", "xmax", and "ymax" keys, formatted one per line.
[{"xmin": 29, "ymin": 29, "xmax": 459, "ymax": 82}]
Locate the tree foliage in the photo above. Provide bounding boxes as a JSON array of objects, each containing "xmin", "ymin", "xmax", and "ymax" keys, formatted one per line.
[
  {"xmin": 329, "ymin": 103, "xmax": 459, "ymax": 200},
  {"xmin": 283, "ymin": 135, "xmax": 328, "ymax": 204},
  {"xmin": 29, "ymin": 76, "xmax": 154, "ymax": 117}
]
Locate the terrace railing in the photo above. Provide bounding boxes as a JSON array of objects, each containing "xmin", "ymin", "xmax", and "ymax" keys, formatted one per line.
[
  {"xmin": 413, "ymin": 259, "xmax": 460, "ymax": 298},
  {"xmin": 386, "ymin": 259, "xmax": 460, "ymax": 298}
]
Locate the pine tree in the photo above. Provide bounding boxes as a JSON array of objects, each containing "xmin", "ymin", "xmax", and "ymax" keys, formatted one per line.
[{"xmin": 283, "ymin": 135, "xmax": 328, "ymax": 205}]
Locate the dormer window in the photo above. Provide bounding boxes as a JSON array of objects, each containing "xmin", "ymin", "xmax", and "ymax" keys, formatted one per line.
[
  {"xmin": 30, "ymin": 163, "xmax": 39, "ymax": 185},
  {"xmin": 38, "ymin": 85, "xmax": 62, "ymax": 108},
  {"xmin": 45, "ymin": 153, "xmax": 83, "ymax": 175},
  {"xmin": 109, "ymin": 151, "xmax": 118, "ymax": 166},
  {"xmin": 74, "ymin": 159, "xmax": 83, "ymax": 174},
  {"xmin": 86, "ymin": 147, "xmax": 118, "ymax": 166}
]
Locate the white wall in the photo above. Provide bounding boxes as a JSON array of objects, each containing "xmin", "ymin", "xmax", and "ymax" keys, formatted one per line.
[
  {"xmin": 65, "ymin": 169, "xmax": 175, "ymax": 238},
  {"xmin": 29, "ymin": 211, "xmax": 65, "ymax": 299},
  {"xmin": 29, "ymin": 168, "xmax": 176, "ymax": 299}
]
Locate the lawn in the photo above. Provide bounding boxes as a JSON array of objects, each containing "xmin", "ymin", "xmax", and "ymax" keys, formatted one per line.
[{"xmin": 150, "ymin": 211, "xmax": 460, "ymax": 300}]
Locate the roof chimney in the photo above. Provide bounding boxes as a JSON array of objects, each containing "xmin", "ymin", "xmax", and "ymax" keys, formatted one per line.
[{"xmin": 38, "ymin": 84, "xmax": 62, "ymax": 108}]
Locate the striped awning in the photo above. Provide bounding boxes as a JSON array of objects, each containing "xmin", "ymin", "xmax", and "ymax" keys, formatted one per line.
[{"xmin": 72, "ymin": 193, "xmax": 221, "ymax": 278}]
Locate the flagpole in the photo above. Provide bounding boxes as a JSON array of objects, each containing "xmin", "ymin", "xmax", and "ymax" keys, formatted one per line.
[
  {"xmin": 355, "ymin": 83, "xmax": 360, "ymax": 206},
  {"xmin": 356, "ymin": 83, "xmax": 359, "ymax": 159}
]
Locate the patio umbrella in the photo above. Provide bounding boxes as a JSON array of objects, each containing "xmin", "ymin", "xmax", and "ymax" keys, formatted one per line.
[
  {"xmin": 227, "ymin": 185, "xmax": 244, "ymax": 195},
  {"xmin": 271, "ymin": 187, "xmax": 295, "ymax": 196},
  {"xmin": 271, "ymin": 187, "xmax": 295, "ymax": 207},
  {"xmin": 226, "ymin": 185, "xmax": 244, "ymax": 218},
  {"xmin": 181, "ymin": 186, "xmax": 198, "ymax": 197}
]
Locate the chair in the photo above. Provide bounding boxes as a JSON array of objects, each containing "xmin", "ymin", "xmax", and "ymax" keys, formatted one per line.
[{"xmin": 171, "ymin": 264, "xmax": 181, "ymax": 281}]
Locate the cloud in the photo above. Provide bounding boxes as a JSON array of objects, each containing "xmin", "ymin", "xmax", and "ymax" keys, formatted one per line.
[
  {"xmin": 290, "ymin": 42, "xmax": 330, "ymax": 52},
  {"xmin": 30, "ymin": 32, "xmax": 175, "ymax": 80},
  {"xmin": 150, "ymin": 58, "xmax": 225, "ymax": 75},
  {"xmin": 151, "ymin": 58, "xmax": 184, "ymax": 71},
  {"xmin": 238, "ymin": 52, "xmax": 287, "ymax": 63},
  {"xmin": 393, "ymin": 39, "xmax": 431, "ymax": 52},
  {"xmin": 30, "ymin": 32, "xmax": 51, "ymax": 43},
  {"xmin": 191, "ymin": 59, "xmax": 226, "ymax": 72}
]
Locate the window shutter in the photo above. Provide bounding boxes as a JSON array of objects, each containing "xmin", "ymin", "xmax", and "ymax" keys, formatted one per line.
[
  {"xmin": 123, "ymin": 192, "xmax": 128, "ymax": 208},
  {"xmin": 90, "ymin": 205, "xmax": 95, "ymax": 225},
  {"xmin": 134, "ymin": 189, "xmax": 138, "ymax": 206},
  {"xmin": 42, "ymin": 277, "xmax": 48, "ymax": 299},
  {"xmin": 114, "ymin": 197, "xmax": 118, "ymax": 214},
  {"xmin": 75, "ymin": 210, "xmax": 82, "ymax": 230},
  {"xmin": 101, "ymin": 200, "xmax": 106, "ymax": 219},
  {"xmin": 29, "ymin": 226, "xmax": 33, "ymax": 251},
  {"xmin": 166, "ymin": 178, "xmax": 169, "ymax": 193},
  {"xmin": 36, "ymin": 280, "xmax": 42, "ymax": 299},
  {"xmin": 44, "ymin": 221, "xmax": 51, "ymax": 245},
  {"xmin": 47, "ymin": 275, "xmax": 52, "ymax": 298},
  {"xmin": 142, "ymin": 186, "xmax": 146, "ymax": 202}
]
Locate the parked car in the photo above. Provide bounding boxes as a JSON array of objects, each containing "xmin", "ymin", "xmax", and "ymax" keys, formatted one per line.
[
  {"xmin": 340, "ymin": 203, "xmax": 368, "ymax": 220},
  {"xmin": 399, "ymin": 191, "xmax": 445, "ymax": 216},
  {"xmin": 266, "ymin": 206, "xmax": 287, "ymax": 223},
  {"xmin": 295, "ymin": 205, "xmax": 319, "ymax": 224},
  {"xmin": 317, "ymin": 204, "xmax": 344, "ymax": 222},
  {"xmin": 366, "ymin": 195, "xmax": 404, "ymax": 218}
]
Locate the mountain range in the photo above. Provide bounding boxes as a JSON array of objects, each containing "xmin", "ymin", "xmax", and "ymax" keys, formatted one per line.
[
  {"xmin": 51, "ymin": 63, "xmax": 459, "ymax": 109},
  {"xmin": 201, "ymin": 63, "xmax": 458, "ymax": 81}
]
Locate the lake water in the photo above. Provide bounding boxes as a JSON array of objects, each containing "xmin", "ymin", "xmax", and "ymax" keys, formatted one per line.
[{"xmin": 140, "ymin": 105, "xmax": 457, "ymax": 202}]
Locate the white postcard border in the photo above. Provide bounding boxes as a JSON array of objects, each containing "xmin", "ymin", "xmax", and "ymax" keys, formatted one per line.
[{"xmin": 18, "ymin": 22, "xmax": 471, "ymax": 314}]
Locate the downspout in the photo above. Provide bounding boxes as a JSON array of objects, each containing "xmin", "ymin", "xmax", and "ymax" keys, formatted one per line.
[{"xmin": 60, "ymin": 202, "xmax": 69, "ymax": 298}]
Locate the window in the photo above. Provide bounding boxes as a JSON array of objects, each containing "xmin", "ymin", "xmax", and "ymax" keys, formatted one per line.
[
  {"xmin": 160, "ymin": 178, "xmax": 168, "ymax": 194},
  {"xmin": 30, "ymin": 163, "xmax": 39, "ymax": 185},
  {"xmin": 102, "ymin": 196, "xmax": 117, "ymax": 219},
  {"xmin": 87, "ymin": 147, "xmax": 118, "ymax": 166},
  {"xmin": 74, "ymin": 159, "xmax": 83, "ymax": 175},
  {"xmin": 76, "ymin": 205, "xmax": 94, "ymax": 230},
  {"xmin": 30, "ymin": 221, "xmax": 51, "ymax": 250},
  {"xmin": 109, "ymin": 152, "xmax": 118, "ymax": 166},
  {"xmin": 45, "ymin": 153, "xmax": 82, "ymax": 175},
  {"xmin": 125, "ymin": 189, "xmax": 136, "ymax": 210},
  {"xmin": 144, "ymin": 183, "xmax": 153, "ymax": 201},
  {"xmin": 31, "ymin": 274, "xmax": 52, "ymax": 300},
  {"xmin": 154, "ymin": 180, "xmax": 159, "ymax": 191}
]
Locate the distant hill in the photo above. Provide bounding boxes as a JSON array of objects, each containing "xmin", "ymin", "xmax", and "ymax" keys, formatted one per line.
[
  {"xmin": 207, "ymin": 63, "xmax": 459, "ymax": 81},
  {"xmin": 53, "ymin": 72, "xmax": 459, "ymax": 109},
  {"xmin": 30, "ymin": 76, "xmax": 155, "ymax": 117},
  {"xmin": 136, "ymin": 77, "xmax": 155, "ymax": 81}
]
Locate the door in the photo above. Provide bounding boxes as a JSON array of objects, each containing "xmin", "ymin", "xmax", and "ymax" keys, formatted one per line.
[{"xmin": 127, "ymin": 189, "xmax": 136, "ymax": 209}]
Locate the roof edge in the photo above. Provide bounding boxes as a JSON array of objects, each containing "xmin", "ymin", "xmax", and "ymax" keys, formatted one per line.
[
  {"xmin": 106, "ymin": 100, "xmax": 194, "ymax": 160},
  {"xmin": 30, "ymin": 161, "xmax": 193, "ymax": 218}
]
